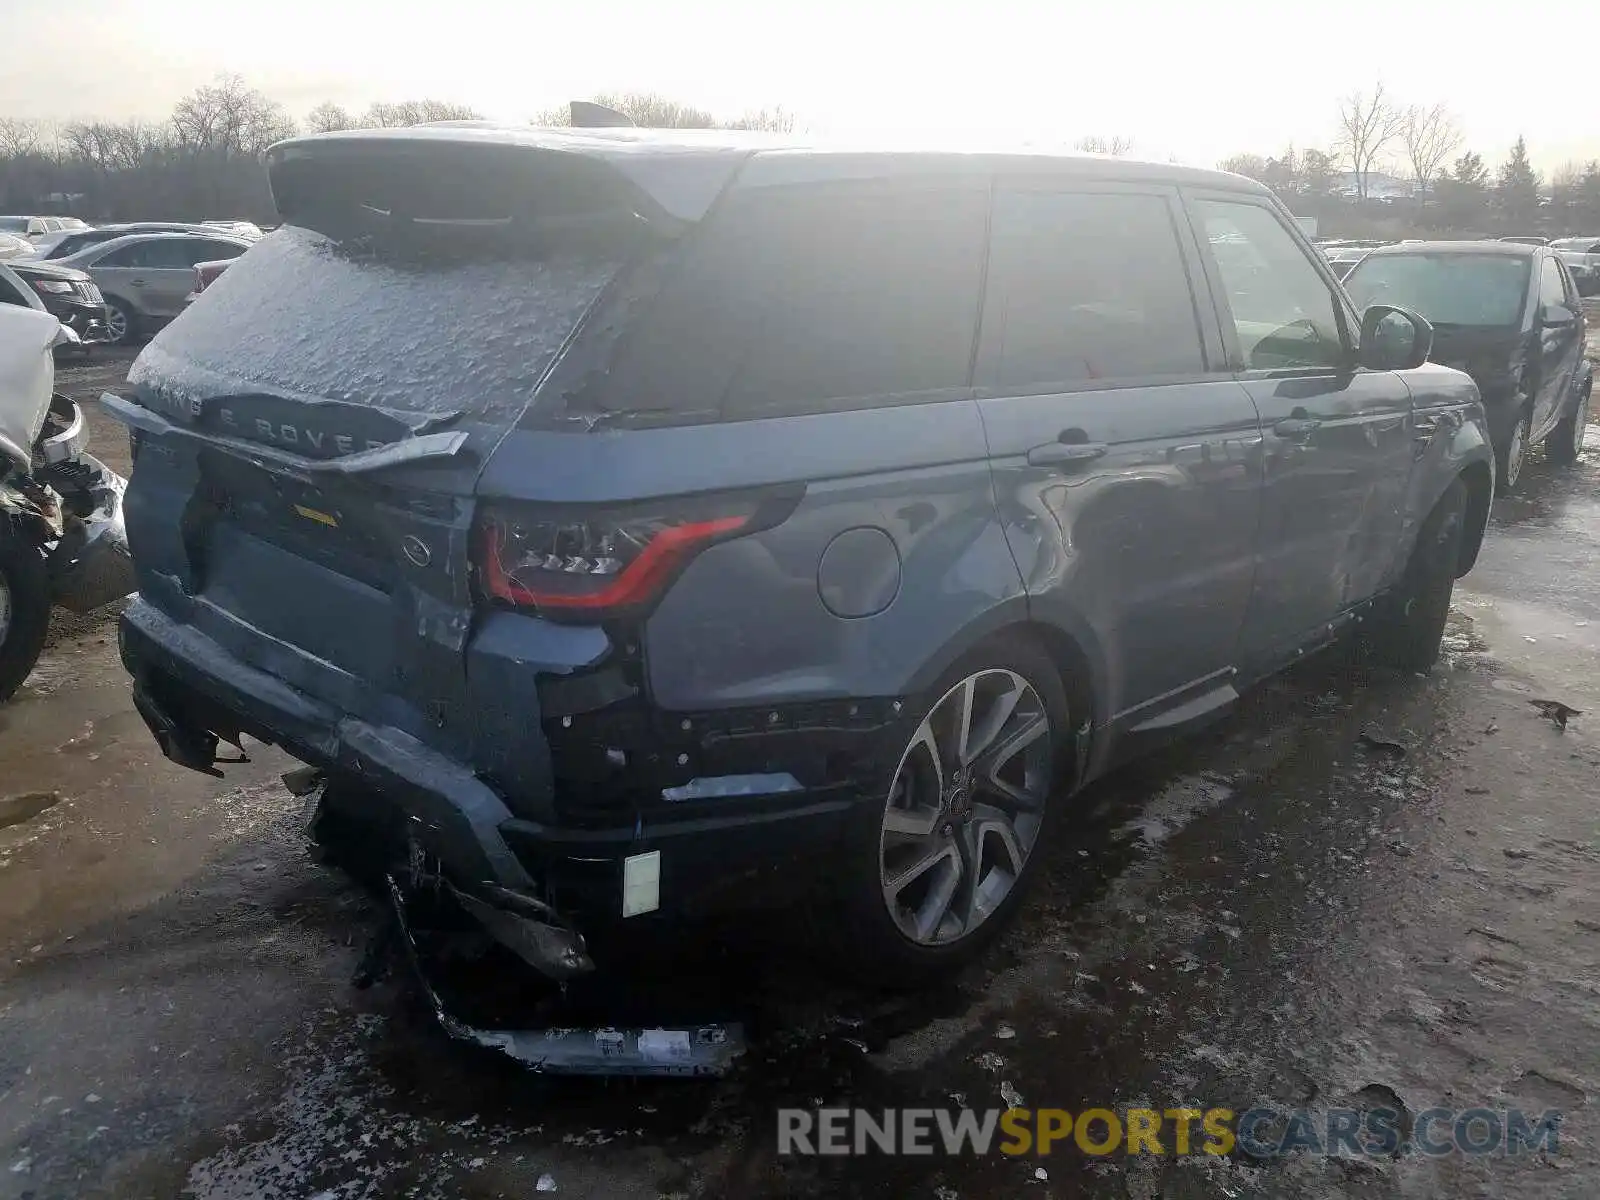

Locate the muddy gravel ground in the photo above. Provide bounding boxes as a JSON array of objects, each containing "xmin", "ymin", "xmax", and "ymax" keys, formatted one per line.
[{"xmin": 0, "ymin": 350, "xmax": 1597, "ymax": 1199}]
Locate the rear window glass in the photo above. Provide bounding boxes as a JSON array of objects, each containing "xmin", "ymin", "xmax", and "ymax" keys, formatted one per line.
[
  {"xmin": 594, "ymin": 184, "xmax": 987, "ymax": 421},
  {"xmin": 135, "ymin": 225, "xmax": 625, "ymax": 421},
  {"xmin": 1344, "ymin": 254, "xmax": 1530, "ymax": 327}
]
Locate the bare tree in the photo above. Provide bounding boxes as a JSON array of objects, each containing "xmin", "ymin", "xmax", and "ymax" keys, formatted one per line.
[
  {"xmin": 1077, "ymin": 134, "xmax": 1133, "ymax": 156},
  {"xmin": 171, "ymin": 75, "xmax": 296, "ymax": 156},
  {"xmin": 1335, "ymin": 84, "xmax": 1404, "ymax": 200},
  {"xmin": 725, "ymin": 107, "xmax": 796, "ymax": 133},
  {"xmin": 1218, "ymin": 153, "xmax": 1269, "ymax": 180},
  {"xmin": 592, "ymin": 92, "xmax": 715, "ymax": 129},
  {"xmin": 1399, "ymin": 103, "xmax": 1462, "ymax": 208},
  {"xmin": 361, "ymin": 99, "xmax": 484, "ymax": 128},
  {"xmin": 305, "ymin": 102, "xmax": 355, "ymax": 134},
  {"xmin": 0, "ymin": 117, "xmax": 42, "ymax": 158}
]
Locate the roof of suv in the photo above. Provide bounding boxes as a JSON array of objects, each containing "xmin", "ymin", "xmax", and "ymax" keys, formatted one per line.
[{"xmin": 270, "ymin": 125, "xmax": 1271, "ymax": 222}]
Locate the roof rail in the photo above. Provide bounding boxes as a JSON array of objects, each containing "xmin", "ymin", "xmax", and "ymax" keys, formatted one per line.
[{"xmin": 569, "ymin": 101, "xmax": 636, "ymax": 129}]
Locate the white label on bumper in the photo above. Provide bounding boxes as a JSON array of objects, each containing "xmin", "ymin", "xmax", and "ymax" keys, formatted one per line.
[{"xmin": 622, "ymin": 850, "xmax": 661, "ymax": 918}]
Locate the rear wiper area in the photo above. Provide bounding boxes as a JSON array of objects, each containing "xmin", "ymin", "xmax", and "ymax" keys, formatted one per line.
[{"xmin": 101, "ymin": 393, "xmax": 472, "ymax": 476}]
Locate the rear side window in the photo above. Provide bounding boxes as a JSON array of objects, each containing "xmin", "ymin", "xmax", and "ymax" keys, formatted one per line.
[
  {"xmin": 601, "ymin": 184, "xmax": 988, "ymax": 421},
  {"xmin": 137, "ymin": 240, "xmax": 205, "ymax": 269},
  {"xmin": 983, "ymin": 189, "xmax": 1205, "ymax": 388},
  {"xmin": 1196, "ymin": 200, "xmax": 1347, "ymax": 371},
  {"xmin": 97, "ymin": 242, "xmax": 152, "ymax": 268}
]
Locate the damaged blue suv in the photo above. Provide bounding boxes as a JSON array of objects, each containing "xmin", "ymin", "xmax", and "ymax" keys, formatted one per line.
[{"xmin": 109, "ymin": 125, "xmax": 1494, "ymax": 981}]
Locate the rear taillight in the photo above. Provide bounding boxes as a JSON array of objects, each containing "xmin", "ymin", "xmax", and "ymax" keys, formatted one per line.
[
  {"xmin": 192, "ymin": 261, "xmax": 229, "ymax": 294},
  {"xmin": 475, "ymin": 490, "xmax": 799, "ymax": 620}
]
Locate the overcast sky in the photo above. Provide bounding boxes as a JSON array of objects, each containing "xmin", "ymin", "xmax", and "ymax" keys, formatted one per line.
[{"xmin": 6, "ymin": 0, "xmax": 1597, "ymax": 173}]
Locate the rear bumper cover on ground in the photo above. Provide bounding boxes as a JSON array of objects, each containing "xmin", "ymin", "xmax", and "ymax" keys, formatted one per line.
[{"xmin": 118, "ymin": 598, "xmax": 858, "ymax": 922}]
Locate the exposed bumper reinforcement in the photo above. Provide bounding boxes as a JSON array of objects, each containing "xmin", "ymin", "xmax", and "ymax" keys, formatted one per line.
[{"xmin": 386, "ymin": 874, "xmax": 745, "ymax": 1077}]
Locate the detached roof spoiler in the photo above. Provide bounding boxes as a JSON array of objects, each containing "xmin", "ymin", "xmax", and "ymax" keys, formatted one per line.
[{"xmin": 569, "ymin": 101, "xmax": 635, "ymax": 129}]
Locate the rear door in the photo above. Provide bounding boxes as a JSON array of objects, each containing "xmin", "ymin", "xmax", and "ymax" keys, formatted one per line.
[
  {"xmin": 1533, "ymin": 252, "xmax": 1583, "ymax": 437},
  {"xmin": 974, "ymin": 182, "xmax": 1264, "ymax": 722},
  {"xmin": 89, "ymin": 240, "xmax": 168, "ymax": 314},
  {"xmin": 130, "ymin": 239, "xmax": 233, "ymax": 316},
  {"xmin": 1186, "ymin": 192, "xmax": 1415, "ymax": 669}
]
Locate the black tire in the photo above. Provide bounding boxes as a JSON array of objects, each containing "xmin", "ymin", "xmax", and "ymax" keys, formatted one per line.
[
  {"xmin": 0, "ymin": 528, "xmax": 52, "ymax": 704},
  {"xmin": 1364, "ymin": 478, "xmax": 1467, "ymax": 674},
  {"xmin": 835, "ymin": 633, "xmax": 1072, "ymax": 982},
  {"xmin": 103, "ymin": 298, "xmax": 139, "ymax": 346},
  {"xmin": 1545, "ymin": 382, "xmax": 1591, "ymax": 467},
  {"xmin": 1495, "ymin": 402, "xmax": 1533, "ymax": 495}
]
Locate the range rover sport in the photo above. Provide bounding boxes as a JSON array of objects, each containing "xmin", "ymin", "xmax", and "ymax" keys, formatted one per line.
[{"xmin": 108, "ymin": 126, "xmax": 1494, "ymax": 980}]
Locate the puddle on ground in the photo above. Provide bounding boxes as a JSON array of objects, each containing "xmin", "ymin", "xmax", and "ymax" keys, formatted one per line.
[{"xmin": 0, "ymin": 792, "xmax": 62, "ymax": 830}]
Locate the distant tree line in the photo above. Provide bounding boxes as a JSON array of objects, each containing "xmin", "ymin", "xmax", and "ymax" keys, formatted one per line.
[
  {"xmin": 1217, "ymin": 82, "xmax": 1598, "ymax": 237},
  {"xmin": 0, "ymin": 76, "xmax": 796, "ymax": 224}
]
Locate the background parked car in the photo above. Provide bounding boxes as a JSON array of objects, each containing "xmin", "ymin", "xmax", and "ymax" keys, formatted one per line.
[
  {"xmin": 0, "ymin": 216, "xmax": 52, "ymax": 241},
  {"xmin": 0, "ymin": 259, "xmax": 109, "ymax": 346},
  {"xmin": 183, "ymin": 258, "xmax": 234, "ymax": 306},
  {"xmin": 25, "ymin": 222, "xmax": 249, "ymax": 262},
  {"xmin": 54, "ymin": 232, "xmax": 252, "ymax": 344},
  {"xmin": 0, "ymin": 233, "xmax": 34, "ymax": 259},
  {"xmin": 1499, "ymin": 235, "xmax": 1549, "ymax": 246},
  {"xmin": 200, "ymin": 220, "xmax": 264, "ymax": 239},
  {"xmin": 1344, "ymin": 240, "xmax": 1591, "ymax": 491},
  {"xmin": 1551, "ymin": 236, "xmax": 1600, "ymax": 295},
  {"xmin": 1322, "ymin": 246, "xmax": 1371, "ymax": 279}
]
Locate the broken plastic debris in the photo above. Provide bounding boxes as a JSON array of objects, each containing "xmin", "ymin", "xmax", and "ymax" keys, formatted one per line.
[
  {"xmin": 994, "ymin": 1023, "xmax": 1017, "ymax": 1040},
  {"xmin": 1034, "ymin": 1167, "xmax": 1049, "ymax": 1182},
  {"xmin": 1000, "ymin": 1080, "xmax": 1025, "ymax": 1109},
  {"xmin": 976, "ymin": 1051, "xmax": 1006, "ymax": 1073},
  {"xmin": 385, "ymin": 875, "xmax": 745, "ymax": 1077},
  {"xmin": 536, "ymin": 1174, "xmax": 557, "ymax": 1192}
]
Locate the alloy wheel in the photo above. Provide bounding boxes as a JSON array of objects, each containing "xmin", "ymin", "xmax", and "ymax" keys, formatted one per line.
[
  {"xmin": 1505, "ymin": 414, "xmax": 1528, "ymax": 489},
  {"xmin": 105, "ymin": 303, "xmax": 129, "ymax": 345},
  {"xmin": 879, "ymin": 669, "xmax": 1055, "ymax": 946}
]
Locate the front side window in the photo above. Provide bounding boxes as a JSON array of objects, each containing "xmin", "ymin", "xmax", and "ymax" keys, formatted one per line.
[
  {"xmin": 1196, "ymin": 199, "xmax": 1348, "ymax": 371},
  {"xmin": 1539, "ymin": 257, "xmax": 1569, "ymax": 308},
  {"xmin": 983, "ymin": 190, "xmax": 1205, "ymax": 388}
]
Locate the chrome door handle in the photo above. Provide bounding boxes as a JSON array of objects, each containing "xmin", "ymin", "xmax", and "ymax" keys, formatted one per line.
[
  {"xmin": 1027, "ymin": 441, "xmax": 1108, "ymax": 468},
  {"xmin": 1273, "ymin": 416, "xmax": 1321, "ymax": 439}
]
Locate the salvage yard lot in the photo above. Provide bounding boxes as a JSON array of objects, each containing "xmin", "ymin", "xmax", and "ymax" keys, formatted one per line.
[{"xmin": 0, "ymin": 351, "xmax": 1598, "ymax": 1199}]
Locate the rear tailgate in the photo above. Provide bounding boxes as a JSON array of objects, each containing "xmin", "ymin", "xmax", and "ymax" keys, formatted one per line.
[{"xmin": 115, "ymin": 133, "xmax": 742, "ymax": 814}]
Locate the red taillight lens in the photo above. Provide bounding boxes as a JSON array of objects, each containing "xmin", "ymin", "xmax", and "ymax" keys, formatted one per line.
[{"xmin": 475, "ymin": 492, "xmax": 797, "ymax": 619}]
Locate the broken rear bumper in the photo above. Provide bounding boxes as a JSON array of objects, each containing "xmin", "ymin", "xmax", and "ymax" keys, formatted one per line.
[{"xmin": 118, "ymin": 597, "xmax": 859, "ymax": 926}]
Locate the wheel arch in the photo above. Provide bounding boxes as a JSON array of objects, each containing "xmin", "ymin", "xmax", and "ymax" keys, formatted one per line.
[
  {"xmin": 1456, "ymin": 460, "xmax": 1493, "ymax": 576},
  {"xmin": 902, "ymin": 600, "xmax": 1109, "ymax": 790}
]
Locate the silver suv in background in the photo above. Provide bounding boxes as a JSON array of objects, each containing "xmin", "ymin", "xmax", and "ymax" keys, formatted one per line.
[
  {"xmin": 1551, "ymin": 236, "xmax": 1600, "ymax": 295},
  {"xmin": 110, "ymin": 128, "xmax": 1494, "ymax": 982},
  {"xmin": 53, "ymin": 232, "xmax": 252, "ymax": 344}
]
